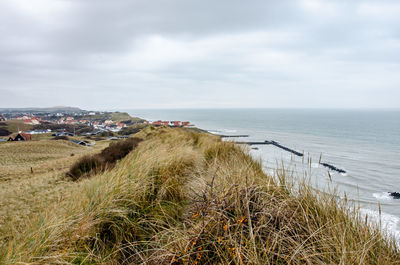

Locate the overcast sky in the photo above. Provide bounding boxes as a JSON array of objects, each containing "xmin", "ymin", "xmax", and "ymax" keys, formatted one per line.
[{"xmin": 0, "ymin": 0, "xmax": 399, "ymax": 109}]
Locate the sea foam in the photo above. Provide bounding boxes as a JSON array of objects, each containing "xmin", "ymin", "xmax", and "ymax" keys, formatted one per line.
[
  {"xmin": 373, "ymin": 192, "xmax": 393, "ymax": 201},
  {"xmin": 360, "ymin": 208, "xmax": 400, "ymax": 244}
]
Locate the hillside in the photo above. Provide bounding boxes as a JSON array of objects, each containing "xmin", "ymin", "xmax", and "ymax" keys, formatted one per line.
[
  {"xmin": 0, "ymin": 120, "xmax": 32, "ymax": 136},
  {"xmin": 1, "ymin": 127, "xmax": 399, "ymax": 264},
  {"xmin": 82, "ymin": 111, "xmax": 143, "ymax": 123},
  {"xmin": 0, "ymin": 106, "xmax": 84, "ymax": 113}
]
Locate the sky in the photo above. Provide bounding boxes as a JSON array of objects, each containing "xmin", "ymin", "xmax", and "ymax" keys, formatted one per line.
[{"xmin": 0, "ymin": 0, "xmax": 399, "ymax": 109}]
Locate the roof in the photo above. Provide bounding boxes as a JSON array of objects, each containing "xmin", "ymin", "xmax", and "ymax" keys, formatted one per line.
[{"xmin": 17, "ymin": 133, "xmax": 31, "ymax": 141}]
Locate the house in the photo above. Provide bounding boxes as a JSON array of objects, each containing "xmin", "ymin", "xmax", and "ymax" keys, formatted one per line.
[
  {"xmin": 26, "ymin": 130, "xmax": 48, "ymax": 134},
  {"xmin": 53, "ymin": 132, "xmax": 74, "ymax": 137},
  {"xmin": 65, "ymin": 120, "xmax": 78, "ymax": 124},
  {"xmin": 152, "ymin": 121, "xmax": 162, "ymax": 126},
  {"xmin": 17, "ymin": 115, "xmax": 30, "ymax": 120},
  {"xmin": 116, "ymin": 122, "xmax": 127, "ymax": 128},
  {"xmin": 104, "ymin": 120, "xmax": 114, "ymax": 125},
  {"xmin": 15, "ymin": 133, "xmax": 31, "ymax": 141},
  {"xmin": 181, "ymin": 121, "xmax": 190, "ymax": 126},
  {"xmin": 171, "ymin": 121, "xmax": 181, "ymax": 127},
  {"xmin": 70, "ymin": 140, "xmax": 87, "ymax": 146},
  {"xmin": 0, "ymin": 115, "xmax": 6, "ymax": 121},
  {"xmin": 8, "ymin": 133, "xmax": 31, "ymax": 141},
  {"xmin": 24, "ymin": 119, "xmax": 40, "ymax": 125}
]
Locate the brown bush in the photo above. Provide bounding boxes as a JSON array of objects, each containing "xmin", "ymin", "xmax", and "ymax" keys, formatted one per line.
[
  {"xmin": 99, "ymin": 137, "xmax": 142, "ymax": 164},
  {"xmin": 52, "ymin": 135, "xmax": 69, "ymax": 141},
  {"xmin": 0, "ymin": 128, "xmax": 11, "ymax": 136},
  {"xmin": 67, "ymin": 137, "xmax": 142, "ymax": 181},
  {"xmin": 67, "ymin": 155, "xmax": 105, "ymax": 181}
]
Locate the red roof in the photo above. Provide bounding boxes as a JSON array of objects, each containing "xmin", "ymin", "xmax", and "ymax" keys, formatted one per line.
[{"xmin": 21, "ymin": 133, "xmax": 31, "ymax": 140}]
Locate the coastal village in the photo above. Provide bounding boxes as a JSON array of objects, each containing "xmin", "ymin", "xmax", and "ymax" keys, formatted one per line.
[{"xmin": 0, "ymin": 109, "xmax": 193, "ymax": 143}]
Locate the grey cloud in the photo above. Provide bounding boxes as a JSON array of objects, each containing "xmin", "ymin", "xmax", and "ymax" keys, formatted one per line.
[{"xmin": 0, "ymin": 0, "xmax": 399, "ymax": 109}]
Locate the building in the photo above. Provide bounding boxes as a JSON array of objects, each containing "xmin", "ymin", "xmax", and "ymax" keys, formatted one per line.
[
  {"xmin": 8, "ymin": 133, "xmax": 31, "ymax": 141},
  {"xmin": 171, "ymin": 121, "xmax": 181, "ymax": 127},
  {"xmin": 182, "ymin": 121, "xmax": 190, "ymax": 126},
  {"xmin": 24, "ymin": 119, "xmax": 40, "ymax": 125},
  {"xmin": 0, "ymin": 115, "xmax": 6, "ymax": 121},
  {"xmin": 70, "ymin": 140, "xmax": 87, "ymax": 146},
  {"xmin": 17, "ymin": 115, "xmax": 30, "ymax": 120},
  {"xmin": 116, "ymin": 122, "xmax": 127, "ymax": 128}
]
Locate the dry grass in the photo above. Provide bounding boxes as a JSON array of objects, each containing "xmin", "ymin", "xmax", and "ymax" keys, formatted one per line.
[
  {"xmin": 0, "ymin": 140, "xmax": 109, "ymax": 242},
  {"xmin": 0, "ymin": 127, "xmax": 399, "ymax": 264}
]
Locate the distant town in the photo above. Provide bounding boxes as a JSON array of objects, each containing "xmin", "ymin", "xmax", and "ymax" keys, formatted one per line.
[{"xmin": 0, "ymin": 107, "xmax": 193, "ymax": 143}]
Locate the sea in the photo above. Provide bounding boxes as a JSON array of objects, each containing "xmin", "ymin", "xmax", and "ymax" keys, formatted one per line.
[{"xmin": 126, "ymin": 109, "xmax": 400, "ymax": 241}]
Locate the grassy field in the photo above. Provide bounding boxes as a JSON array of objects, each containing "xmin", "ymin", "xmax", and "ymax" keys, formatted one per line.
[
  {"xmin": 0, "ymin": 139, "xmax": 109, "ymax": 242},
  {"xmin": 0, "ymin": 127, "xmax": 399, "ymax": 264}
]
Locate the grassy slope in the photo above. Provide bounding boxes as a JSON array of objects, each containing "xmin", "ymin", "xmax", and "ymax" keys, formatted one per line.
[
  {"xmin": 1, "ymin": 127, "xmax": 399, "ymax": 264},
  {"xmin": 0, "ymin": 140, "xmax": 109, "ymax": 240},
  {"xmin": 0, "ymin": 120, "xmax": 32, "ymax": 136},
  {"xmin": 81, "ymin": 112, "xmax": 141, "ymax": 123},
  {"xmin": 110, "ymin": 112, "xmax": 141, "ymax": 122}
]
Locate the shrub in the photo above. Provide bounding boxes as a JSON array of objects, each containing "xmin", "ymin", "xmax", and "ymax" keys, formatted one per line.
[
  {"xmin": 52, "ymin": 135, "xmax": 69, "ymax": 141},
  {"xmin": 99, "ymin": 137, "xmax": 142, "ymax": 164},
  {"xmin": 67, "ymin": 137, "xmax": 142, "ymax": 181},
  {"xmin": 99, "ymin": 131, "xmax": 114, "ymax": 137},
  {"xmin": 67, "ymin": 155, "xmax": 105, "ymax": 181},
  {"xmin": 0, "ymin": 128, "xmax": 11, "ymax": 136}
]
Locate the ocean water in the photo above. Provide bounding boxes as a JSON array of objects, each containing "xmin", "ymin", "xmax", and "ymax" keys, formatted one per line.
[{"xmin": 126, "ymin": 109, "xmax": 400, "ymax": 239}]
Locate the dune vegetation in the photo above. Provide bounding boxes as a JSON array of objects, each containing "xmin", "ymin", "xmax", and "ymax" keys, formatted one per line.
[
  {"xmin": 0, "ymin": 139, "xmax": 109, "ymax": 239},
  {"xmin": 1, "ymin": 127, "xmax": 399, "ymax": 264}
]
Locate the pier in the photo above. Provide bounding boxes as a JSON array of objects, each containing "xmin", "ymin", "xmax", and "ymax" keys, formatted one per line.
[
  {"xmin": 235, "ymin": 140, "xmax": 304, "ymax": 157},
  {"xmin": 389, "ymin": 192, "xmax": 400, "ymax": 199},
  {"xmin": 235, "ymin": 140, "xmax": 271, "ymax": 145},
  {"xmin": 320, "ymin": 163, "xmax": 346, "ymax": 174},
  {"xmin": 270, "ymin": 141, "xmax": 303, "ymax": 157},
  {"xmin": 232, "ymin": 138, "xmax": 352, "ymax": 175},
  {"xmin": 220, "ymin": 134, "xmax": 249, "ymax": 138}
]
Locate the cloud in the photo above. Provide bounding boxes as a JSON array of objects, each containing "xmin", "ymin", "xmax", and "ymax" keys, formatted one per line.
[{"xmin": 0, "ymin": 0, "xmax": 399, "ymax": 109}]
